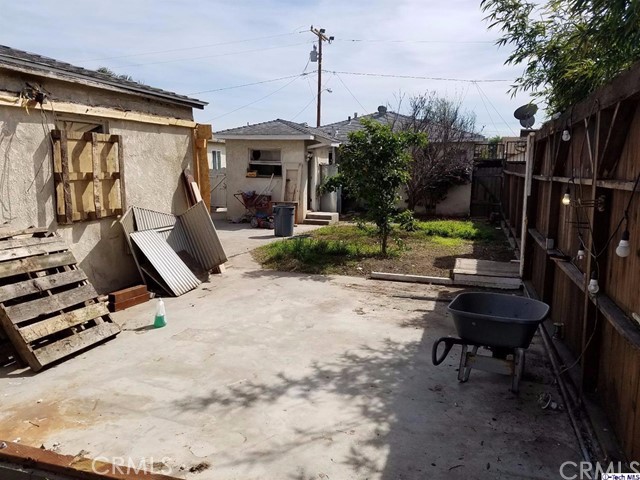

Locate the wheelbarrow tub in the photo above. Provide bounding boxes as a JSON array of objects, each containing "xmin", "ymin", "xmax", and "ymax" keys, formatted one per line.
[{"xmin": 447, "ymin": 292, "xmax": 549, "ymax": 349}]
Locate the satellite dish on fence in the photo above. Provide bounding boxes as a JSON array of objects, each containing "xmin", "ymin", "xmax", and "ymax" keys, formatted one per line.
[
  {"xmin": 520, "ymin": 116, "xmax": 535, "ymax": 128},
  {"xmin": 514, "ymin": 103, "xmax": 537, "ymax": 129},
  {"xmin": 514, "ymin": 104, "xmax": 538, "ymax": 120}
]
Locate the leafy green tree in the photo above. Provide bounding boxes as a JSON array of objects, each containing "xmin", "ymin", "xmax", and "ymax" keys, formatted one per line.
[
  {"xmin": 481, "ymin": 0, "xmax": 640, "ymax": 113},
  {"xmin": 326, "ymin": 119, "xmax": 426, "ymax": 254}
]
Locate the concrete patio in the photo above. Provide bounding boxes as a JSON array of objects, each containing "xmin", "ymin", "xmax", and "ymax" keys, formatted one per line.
[{"xmin": 0, "ymin": 226, "xmax": 580, "ymax": 479}]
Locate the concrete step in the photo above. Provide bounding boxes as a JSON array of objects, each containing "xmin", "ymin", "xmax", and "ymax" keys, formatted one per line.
[
  {"xmin": 305, "ymin": 212, "xmax": 339, "ymax": 224},
  {"xmin": 303, "ymin": 219, "xmax": 332, "ymax": 226}
]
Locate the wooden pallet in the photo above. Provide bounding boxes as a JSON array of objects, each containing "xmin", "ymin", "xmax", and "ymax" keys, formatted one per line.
[{"xmin": 0, "ymin": 228, "xmax": 120, "ymax": 371}]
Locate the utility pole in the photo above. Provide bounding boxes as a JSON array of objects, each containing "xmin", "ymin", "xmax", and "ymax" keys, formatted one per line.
[{"xmin": 310, "ymin": 26, "xmax": 333, "ymax": 127}]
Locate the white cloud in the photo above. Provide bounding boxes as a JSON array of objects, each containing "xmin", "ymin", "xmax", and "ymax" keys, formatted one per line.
[{"xmin": 1, "ymin": 0, "xmax": 536, "ymax": 136}]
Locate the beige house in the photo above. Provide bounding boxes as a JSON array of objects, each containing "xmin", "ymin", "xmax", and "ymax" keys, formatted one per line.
[
  {"xmin": 0, "ymin": 45, "xmax": 207, "ymax": 293},
  {"xmin": 216, "ymin": 119, "xmax": 338, "ymax": 223}
]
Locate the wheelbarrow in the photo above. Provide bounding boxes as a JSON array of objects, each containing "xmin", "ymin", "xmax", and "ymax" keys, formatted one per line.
[{"xmin": 432, "ymin": 292, "xmax": 550, "ymax": 392}]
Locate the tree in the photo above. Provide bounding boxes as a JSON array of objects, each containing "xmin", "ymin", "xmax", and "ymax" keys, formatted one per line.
[
  {"xmin": 402, "ymin": 93, "xmax": 478, "ymax": 212},
  {"xmin": 481, "ymin": 0, "xmax": 640, "ymax": 113},
  {"xmin": 326, "ymin": 119, "xmax": 426, "ymax": 254}
]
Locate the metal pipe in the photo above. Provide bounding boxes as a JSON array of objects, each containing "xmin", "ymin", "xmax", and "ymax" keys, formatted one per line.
[{"xmin": 538, "ymin": 322, "xmax": 592, "ymax": 463}]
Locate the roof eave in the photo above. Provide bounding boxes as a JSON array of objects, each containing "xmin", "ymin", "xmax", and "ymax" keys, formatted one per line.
[
  {"xmin": 215, "ymin": 134, "xmax": 314, "ymax": 140},
  {"xmin": 0, "ymin": 61, "xmax": 207, "ymax": 110}
]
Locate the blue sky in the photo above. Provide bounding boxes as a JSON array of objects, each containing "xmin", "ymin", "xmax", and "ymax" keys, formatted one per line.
[{"xmin": 1, "ymin": 0, "xmax": 536, "ymax": 136}]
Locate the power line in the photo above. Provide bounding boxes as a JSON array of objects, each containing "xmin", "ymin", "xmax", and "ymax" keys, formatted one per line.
[
  {"xmin": 76, "ymin": 32, "xmax": 303, "ymax": 62},
  {"xmin": 112, "ymin": 41, "xmax": 314, "ymax": 69},
  {"xmin": 334, "ymin": 72, "xmax": 367, "ymax": 114},
  {"xmin": 188, "ymin": 73, "xmax": 305, "ymax": 95},
  {"xmin": 474, "ymin": 82, "xmax": 518, "ymax": 136},
  {"xmin": 336, "ymin": 38, "xmax": 496, "ymax": 44},
  {"xmin": 206, "ymin": 73, "xmax": 304, "ymax": 121},
  {"xmin": 323, "ymin": 70, "xmax": 511, "ymax": 83},
  {"xmin": 473, "ymin": 82, "xmax": 500, "ymax": 136},
  {"xmin": 290, "ymin": 73, "xmax": 334, "ymax": 121}
]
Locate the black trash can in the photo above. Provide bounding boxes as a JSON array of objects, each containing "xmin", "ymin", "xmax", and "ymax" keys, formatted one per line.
[{"xmin": 274, "ymin": 205, "xmax": 295, "ymax": 237}]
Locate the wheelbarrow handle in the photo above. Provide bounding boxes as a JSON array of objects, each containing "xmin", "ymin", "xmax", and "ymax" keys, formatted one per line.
[{"xmin": 432, "ymin": 337, "xmax": 463, "ymax": 366}]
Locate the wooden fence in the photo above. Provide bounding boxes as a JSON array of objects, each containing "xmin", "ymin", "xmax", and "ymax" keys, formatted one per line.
[{"xmin": 502, "ymin": 62, "xmax": 640, "ymax": 461}]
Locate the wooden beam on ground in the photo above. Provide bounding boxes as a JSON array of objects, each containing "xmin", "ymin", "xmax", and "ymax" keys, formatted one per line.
[
  {"xmin": 0, "ymin": 440, "xmax": 181, "ymax": 479},
  {"xmin": 370, "ymin": 272, "xmax": 453, "ymax": 285}
]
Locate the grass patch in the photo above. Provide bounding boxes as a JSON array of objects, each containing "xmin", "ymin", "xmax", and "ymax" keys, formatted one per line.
[
  {"xmin": 255, "ymin": 236, "xmax": 390, "ymax": 274},
  {"xmin": 428, "ymin": 235, "xmax": 464, "ymax": 247},
  {"xmin": 415, "ymin": 219, "xmax": 497, "ymax": 240},
  {"xmin": 253, "ymin": 219, "xmax": 513, "ymax": 277}
]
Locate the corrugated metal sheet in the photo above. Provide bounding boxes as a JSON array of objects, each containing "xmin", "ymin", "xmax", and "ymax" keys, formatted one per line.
[
  {"xmin": 130, "ymin": 230, "xmax": 200, "ymax": 296},
  {"xmin": 178, "ymin": 202, "xmax": 228, "ymax": 269},
  {"xmin": 133, "ymin": 207, "xmax": 176, "ymax": 231}
]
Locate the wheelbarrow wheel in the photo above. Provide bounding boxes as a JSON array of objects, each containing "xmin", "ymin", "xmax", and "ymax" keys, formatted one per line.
[
  {"xmin": 250, "ymin": 217, "xmax": 259, "ymax": 228},
  {"xmin": 511, "ymin": 348, "xmax": 525, "ymax": 393}
]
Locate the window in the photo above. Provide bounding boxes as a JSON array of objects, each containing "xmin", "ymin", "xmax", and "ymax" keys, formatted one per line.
[
  {"xmin": 247, "ymin": 149, "xmax": 282, "ymax": 177},
  {"xmin": 209, "ymin": 150, "xmax": 222, "ymax": 170},
  {"xmin": 50, "ymin": 129, "xmax": 125, "ymax": 223}
]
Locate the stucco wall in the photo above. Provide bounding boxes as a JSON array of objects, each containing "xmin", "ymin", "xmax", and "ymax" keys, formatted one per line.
[
  {"xmin": 435, "ymin": 183, "xmax": 471, "ymax": 216},
  {"xmin": 0, "ymin": 105, "xmax": 193, "ymax": 294},
  {"xmin": 225, "ymin": 139, "xmax": 308, "ymax": 221}
]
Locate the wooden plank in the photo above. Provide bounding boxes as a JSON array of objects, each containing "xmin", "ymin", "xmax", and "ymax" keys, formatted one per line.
[
  {"xmin": 31, "ymin": 321, "xmax": 120, "ymax": 370},
  {"xmin": 54, "ymin": 172, "xmax": 121, "ymax": 182},
  {"xmin": 0, "ymin": 227, "xmax": 49, "ymax": 240},
  {"xmin": 108, "ymin": 292, "xmax": 149, "ymax": 312},
  {"xmin": 59, "ymin": 130, "xmax": 73, "ymax": 224},
  {"xmin": 108, "ymin": 284, "xmax": 148, "ymax": 303},
  {"xmin": 0, "ymin": 235, "xmax": 59, "ymax": 250},
  {"xmin": 91, "ymin": 132, "xmax": 102, "ymax": 218},
  {"xmin": 0, "ymin": 269, "xmax": 86, "ymax": 303},
  {"xmin": 0, "ymin": 251, "xmax": 76, "ymax": 279},
  {"xmin": 19, "ymin": 303, "xmax": 109, "ymax": 343},
  {"xmin": 0, "ymin": 91, "xmax": 198, "ymax": 128},
  {"xmin": 369, "ymin": 271, "xmax": 453, "ymax": 285},
  {"xmin": 452, "ymin": 258, "xmax": 519, "ymax": 278},
  {"xmin": 0, "ymin": 440, "xmax": 180, "ymax": 480},
  {"xmin": 452, "ymin": 274, "xmax": 521, "ymax": 289},
  {"xmin": 117, "ymin": 135, "xmax": 126, "ymax": 210},
  {"xmin": 0, "ymin": 240, "xmax": 67, "ymax": 263},
  {"xmin": 4, "ymin": 284, "xmax": 97, "ymax": 325}
]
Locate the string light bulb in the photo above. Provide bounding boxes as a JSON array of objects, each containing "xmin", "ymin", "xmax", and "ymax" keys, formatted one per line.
[
  {"xmin": 562, "ymin": 186, "xmax": 571, "ymax": 206},
  {"xmin": 616, "ymin": 230, "xmax": 631, "ymax": 258},
  {"xmin": 577, "ymin": 239, "xmax": 585, "ymax": 260},
  {"xmin": 587, "ymin": 271, "xmax": 599, "ymax": 295},
  {"xmin": 562, "ymin": 129, "xmax": 571, "ymax": 142}
]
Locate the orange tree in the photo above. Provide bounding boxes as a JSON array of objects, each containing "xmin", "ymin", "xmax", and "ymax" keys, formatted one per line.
[{"xmin": 325, "ymin": 118, "xmax": 426, "ymax": 255}]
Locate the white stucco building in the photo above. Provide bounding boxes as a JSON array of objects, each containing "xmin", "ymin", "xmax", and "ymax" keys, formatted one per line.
[{"xmin": 215, "ymin": 119, "xmax": 339, "ymax": 223}]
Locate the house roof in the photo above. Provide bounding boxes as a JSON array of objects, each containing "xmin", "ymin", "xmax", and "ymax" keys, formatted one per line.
[
  {"xmin": 320, "ymin": 110, "xmax": 412, "ymax": 143},
  {"xmin": 215, "ymin": 119, "xmax": 338, "ymax": 142},
  {"xmin": 0, "ymin": 45, "xmax": 207, "ymax": 110},
  {"xmin": 320, "ymin": 108, "xmax": 485, "ymax": 143}
]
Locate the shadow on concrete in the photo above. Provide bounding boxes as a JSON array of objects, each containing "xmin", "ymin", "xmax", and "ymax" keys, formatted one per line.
[{"xmin": 172, "ymin": 287, "xmax": 579, "ymax": 479}]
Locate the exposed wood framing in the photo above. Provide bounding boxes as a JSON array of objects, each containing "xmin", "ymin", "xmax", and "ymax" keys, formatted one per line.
[{"xmin": 0, "ymin": 90, "xmax": 197, "ymax": 128}]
